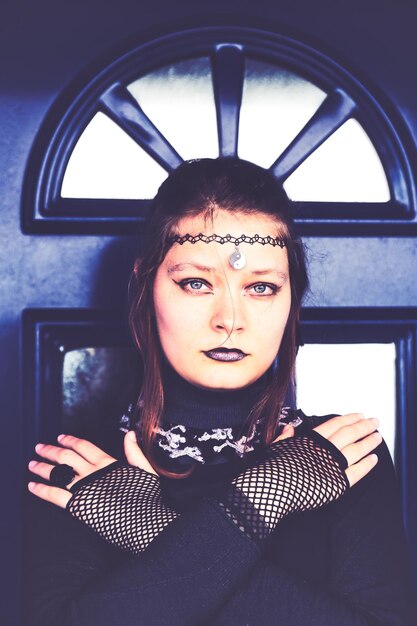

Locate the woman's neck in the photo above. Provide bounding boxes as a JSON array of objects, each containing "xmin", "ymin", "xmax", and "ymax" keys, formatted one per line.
[{"xmin": 161, "ymin": 361, "xmax": 269, "ymax": 429}]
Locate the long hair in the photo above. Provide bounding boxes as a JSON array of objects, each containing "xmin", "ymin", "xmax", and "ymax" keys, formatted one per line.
[{"xmin": 128, "ymin": 157, "xmax": 308, "ymax": 477}]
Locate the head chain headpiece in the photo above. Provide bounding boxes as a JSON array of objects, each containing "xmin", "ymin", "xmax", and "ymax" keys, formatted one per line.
[{"xmin": 168, "ymin": 233, "xmax": 287, "ymax": 270}]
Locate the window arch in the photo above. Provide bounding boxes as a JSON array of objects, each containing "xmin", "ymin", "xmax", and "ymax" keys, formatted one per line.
[{"xmin": 22, "ymin": 25, "xmax": 417, "ymax": 235}]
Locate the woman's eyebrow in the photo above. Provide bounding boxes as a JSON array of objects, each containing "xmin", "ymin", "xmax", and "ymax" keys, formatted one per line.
[
  {"xmin": 250, "ymin": 269, "xmax": 288, "ymax": 280},
  {"xmin": 167, "ymin": 262, "xmax": 215, "ymax": 274}
]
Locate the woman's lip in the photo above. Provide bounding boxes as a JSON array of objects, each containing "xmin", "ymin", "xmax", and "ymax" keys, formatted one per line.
[{"xmin": 204, "ymin": 349, "xmax": 247, "ymax": 362}]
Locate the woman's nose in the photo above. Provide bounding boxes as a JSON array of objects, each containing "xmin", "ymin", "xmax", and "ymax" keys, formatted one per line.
[{"xmin": 210, "ymin": 292, "xmax": 246, "ymax": 335}]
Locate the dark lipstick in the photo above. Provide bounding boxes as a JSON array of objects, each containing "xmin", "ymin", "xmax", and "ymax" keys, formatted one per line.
[{"xmin": 204, "ymin": 348, "xmax": 247, "ymax": 362}]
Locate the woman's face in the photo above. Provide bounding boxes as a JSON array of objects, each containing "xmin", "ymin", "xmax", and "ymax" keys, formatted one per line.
[{"xmin": 153, "ymin": 210, "xmax": 291, "ymax": 390}]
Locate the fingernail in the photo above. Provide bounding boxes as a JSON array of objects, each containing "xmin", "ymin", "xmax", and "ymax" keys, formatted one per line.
[
  {"xmin": 371, "ymin": 418, "xmax": 380, "ymax": 427},
  {"xmin": 57, "ymin": 434, "xmax": 66, "ymax": 442},
  {"xmin": 28, "ymin": 460, "xmax": 37, "ymax": 470},
  {"xmin": 35, "ymin": 443, "xmax": 43, "ymax": 452},
  {"xmin": 28, "ymin": 482, "xmax": 36, "ymax": 491},
  {"xmin": 127, "ymin": 431, "xmax": 137, "ymax": 442}
]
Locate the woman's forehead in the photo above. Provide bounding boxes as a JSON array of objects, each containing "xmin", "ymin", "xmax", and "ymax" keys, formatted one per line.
[{"xmin": 174, "ymin": 209, "xmax": 283, "ymax": 237}]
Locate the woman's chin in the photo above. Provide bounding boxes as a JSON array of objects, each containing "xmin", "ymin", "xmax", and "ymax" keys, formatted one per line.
[{"xmin": 182, "ymin": 368, "xmax": 263, "ymax": 392}]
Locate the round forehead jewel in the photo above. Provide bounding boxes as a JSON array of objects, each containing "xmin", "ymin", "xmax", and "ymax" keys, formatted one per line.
[{"xmin": 229, "ymin": 245, "xmax": 247, "ymax": 270}]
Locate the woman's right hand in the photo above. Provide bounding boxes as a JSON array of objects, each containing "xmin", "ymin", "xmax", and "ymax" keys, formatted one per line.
[{"xmin": 313, "ymin": 412, "xmax": 381, "ymax": 487}]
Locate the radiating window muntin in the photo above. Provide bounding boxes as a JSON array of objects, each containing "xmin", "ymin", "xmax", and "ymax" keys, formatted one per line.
[
  {"xmin": 127, "ymin": 57, "xmax": 219, "ymax": 163},
  {"xmin": 61, "ymin": 112, "xmax": 168, "ymax": 199},
  {"xmin": 25, "ymin": 26, "xmax": 415, "ymax": 234}
]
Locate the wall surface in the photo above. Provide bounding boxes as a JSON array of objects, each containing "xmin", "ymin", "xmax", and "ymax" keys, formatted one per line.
[{"xmin": 1, "ymin": 0, "xmax": 417, "ymax": 623}]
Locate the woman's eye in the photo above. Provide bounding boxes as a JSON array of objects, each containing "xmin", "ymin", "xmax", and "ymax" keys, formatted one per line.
[
  {"xmin": 188, "ymin": 280, "xmax": 205, "ymax": 291},
  {"xmin": 248, "ymin": 283, "xmax": 278, "ymax": 296},
  {"xmin": 176, "ymin": 279, "xmax": 211, "ymax": 294}
]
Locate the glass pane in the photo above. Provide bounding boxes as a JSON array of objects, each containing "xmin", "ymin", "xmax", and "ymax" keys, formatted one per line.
[
  {"xmin": 128, "ymin": 58, "xmax": 218, "ymax": 160},
  {"xmin": 284, "ymin": 119, "xmax": 390, "ymax": 202},
  {"xmin": 62, "ymin": 347, "xmax": 139, "ymax": 438},
  {"xmin": 238, "ymin": 59, "xmax": 326, "ymax": 168},
  {"xmin": 61, "ymin": 112, "xmax": 168, "ymax": 199},
  {"xmin": 295, "ymin": 343, "xmax": 396, "ymax": 460}
]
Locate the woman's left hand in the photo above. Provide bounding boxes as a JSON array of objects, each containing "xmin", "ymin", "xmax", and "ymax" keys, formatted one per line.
[
  {"xmin": 28, "ymin": 431, "xmax": 156, "ymax": 509},
  {"xmin": 272, "ymin": 424, "xmax": 295, "ymax": 443}
]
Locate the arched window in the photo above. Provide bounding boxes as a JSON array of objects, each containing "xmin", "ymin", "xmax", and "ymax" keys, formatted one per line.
[{"xmin": 23, "ymin": 26, "xmax": 416, "ymax": 235}]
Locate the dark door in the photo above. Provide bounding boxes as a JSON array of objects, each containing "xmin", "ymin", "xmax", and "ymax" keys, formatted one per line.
[{"xmin": 2, "ymin": 2, "xmax": 417, "ymax": 624}]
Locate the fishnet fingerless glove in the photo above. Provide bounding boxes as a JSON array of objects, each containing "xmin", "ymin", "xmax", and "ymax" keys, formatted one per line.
[
  {"xmin": 218, "ymin": 430, "xmax": 349, "ymax": 541},
  {"xmin": 66, "ymin": 432, "xmax": 348, "ymax": 554},
  {"xmin": 67, "ymin": 462, "xmax": 179, "ymax": 555}
]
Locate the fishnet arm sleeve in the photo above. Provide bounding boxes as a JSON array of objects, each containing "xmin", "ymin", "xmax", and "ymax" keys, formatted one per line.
[
  {"xmin": 66, "ymin": 431, "xmax": 348, "ymax": 556},
  {"xmin": 218, "ymin": 430, "xmax": 349, "ymax": 541},
  {"xmin": 66, "ymin": 462, "xmax": 179, "ymax": 555}
]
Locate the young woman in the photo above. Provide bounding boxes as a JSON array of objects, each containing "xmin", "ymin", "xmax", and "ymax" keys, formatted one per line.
[{"xmin": 25, "ymin": 158, "xmax": 415, "ymax": 625}]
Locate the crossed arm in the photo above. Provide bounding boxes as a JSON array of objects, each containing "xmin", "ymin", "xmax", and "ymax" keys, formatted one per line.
[{"xmin": 24, "ymin": 414, "xmax": 415, "ymax": 625}]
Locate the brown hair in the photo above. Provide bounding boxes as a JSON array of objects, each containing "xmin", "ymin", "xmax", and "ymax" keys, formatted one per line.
[{"xmin": 128, "ymin": 158, "xmax": 308, "ymax": 477}]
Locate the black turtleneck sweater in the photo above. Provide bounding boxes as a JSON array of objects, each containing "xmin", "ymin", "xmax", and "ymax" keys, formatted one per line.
[{"xmin": 23, "ymin": 370, "xmax": 416, "ymax": 626}]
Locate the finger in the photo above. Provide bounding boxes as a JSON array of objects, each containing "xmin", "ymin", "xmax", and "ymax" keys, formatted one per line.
[
  {"xmin": 272, "ymin": 425, "xmax": 295, "ymax": 443},
  {"xmin": 56, "ymin": 434, "xmax": 116, "ymax": 465},
  {"xmin": 124, "ymin": 432, "xmax": 157, "ymax": 475},
  {"xmin": 314, "ymin": 413, "xmax": 365, "ymax": 439},
  {"xmin": 34, "ymin": 443, "xmax": 91, "ymax": 474},
  {"xmin": 330, "ymin": 418, "xmax": 379, "ymax": 450},
  {"xmin": 27, "ymin": 481, "xmax": 71, "ymax": 509},
  {"xmin": 28, "ymin": 460, "xmax": 55, "ymax": 481},
  {"xmin": 345, "ymin": 453, "xmax": 378, "ymax": 487},
  {"xmin": 342, "ymin": 431, "xmax": 383, "ymax": 466}
]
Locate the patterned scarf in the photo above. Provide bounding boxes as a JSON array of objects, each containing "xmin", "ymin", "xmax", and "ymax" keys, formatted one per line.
[{"xmin": 119, "ymin": 363, "xmax": 304, "ymax": 470}]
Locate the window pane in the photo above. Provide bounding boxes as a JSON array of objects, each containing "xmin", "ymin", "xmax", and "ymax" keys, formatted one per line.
[
  {"xmin": 295, "ymin": 343, "xmax": 396, "ymax": 459},
  {"xmin": 238, "ymin": 59, "xmax": 326, "ymax": 168},
  {"xmin": 62, "ymin": 347, "xmax": 139, "ymax": 436},
  {"xmin": 61, "ymin": 112, "xmax": 168, "ymax": 199},
  {"xmin": 284, "ymin": 119, "xmax": 390, "ymax": 201},
  {"xmin": 128, "ymin": 57, "xmax": 218, "ymax": 160}
]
